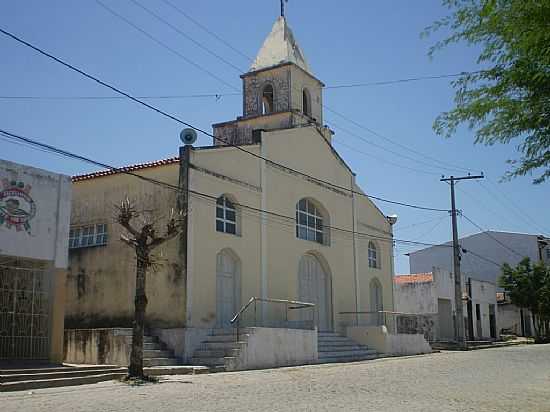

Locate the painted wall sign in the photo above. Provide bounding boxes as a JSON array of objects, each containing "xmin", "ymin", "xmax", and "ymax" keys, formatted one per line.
[{"xmin": 0, "ymin": 178, "xmax": 36, "ymax": 233}]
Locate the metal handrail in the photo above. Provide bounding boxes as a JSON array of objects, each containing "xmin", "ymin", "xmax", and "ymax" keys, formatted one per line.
[
  {"xmin": 230, "ymin": 297, "xmax": 315, "ymax": 341},
  {"xmin": 231, "ymin": 297, "xmax": 315, "ymax": 325},
  {"xmin": 339, "ymin": 310, "xmax": 437, "ymax": 316}
]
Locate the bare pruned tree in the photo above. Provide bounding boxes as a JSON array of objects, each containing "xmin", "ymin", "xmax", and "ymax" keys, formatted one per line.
[{"xmin": 115, "ymin": 198, "xmax": 184, "ymax": 378}]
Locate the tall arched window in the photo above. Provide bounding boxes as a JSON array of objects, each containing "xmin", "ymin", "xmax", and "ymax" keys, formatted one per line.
[
  {"xmin": 302, "ymin": 88, "xmax": 311, "ymax": 116},
  {"xmin": 261, "ymin": 84, "xmax": 274, "ymax": 114},
  {"xmin": 368, "ymin": 241, "xmax": 379, "ymax": 269},
  {"xmin": 296, "ymin": 198, "xmax": 326, "ymax": 244},
  {"xmin": 216, "ymin": 195, "xmax": 237, "ymax": 235}
]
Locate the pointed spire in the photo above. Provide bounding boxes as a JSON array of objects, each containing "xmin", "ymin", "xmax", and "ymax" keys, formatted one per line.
[{"xmin": 249, "ymin": 16, "xmax": 312, "ymax": 75}]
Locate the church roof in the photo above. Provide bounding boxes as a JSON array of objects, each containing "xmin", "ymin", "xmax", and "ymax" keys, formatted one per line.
[{"xmin": 249, "ymin": 16, "xmax": 312, "ymax": 74}]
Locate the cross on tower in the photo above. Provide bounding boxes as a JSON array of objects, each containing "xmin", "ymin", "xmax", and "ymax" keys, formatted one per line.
[{"xmin": 280, "ymin": 0, "xmax": 288, "ymax": 17}]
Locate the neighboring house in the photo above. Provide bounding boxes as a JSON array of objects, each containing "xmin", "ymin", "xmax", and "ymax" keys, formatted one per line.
[
  {"xmin": 408, "ymin": 231, "xmax": 548, "ymax": 337},
  {"xmin": 64, "ymin": 16, "xmax": 396, "ymax": 365},
  {"xmin": 0, "ymin": 159, "xmax": 71, "ymax": 363},
  {"xmin": 394, "ymin": 269, "xmax": 497, "ymax": 341},
  {"xmin": 409, "ymin": 231, "xmax": 550, "ymax": 287}
]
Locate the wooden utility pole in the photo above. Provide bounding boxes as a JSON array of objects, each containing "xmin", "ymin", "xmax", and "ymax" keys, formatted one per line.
[{"xmin": 441, "ymin": 174, "xmax": 484, "ymax": 343}]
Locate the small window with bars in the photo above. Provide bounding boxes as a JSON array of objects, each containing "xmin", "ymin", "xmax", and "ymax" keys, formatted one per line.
[
  {"xmin": 216, "ymin": 196, "xmax": 237, "ymax": 235},
  {"xmin": 69, "ymin": 223, "xmax": 108, "ymax": 249}
]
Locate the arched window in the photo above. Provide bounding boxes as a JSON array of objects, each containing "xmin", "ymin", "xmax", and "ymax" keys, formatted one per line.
[
  {"xmin": 261, "ymin": 84, "xmax": 274, "ymax": 114},
  {"xmin": 296, "ymin": 198, "xmax": 326, "ymax": 244},
  {"xmin": 368, "ymin": 241, "xmax": 379, "ymax": 269},
  {"xmin": 302, "ymin": 88, "xmax": 311, "ymax": 116},
  {"xmin": 216, "ymin": 195, "xmax": 237, "ymax": 235}
]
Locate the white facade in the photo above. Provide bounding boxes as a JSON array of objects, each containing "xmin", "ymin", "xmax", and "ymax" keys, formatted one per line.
[
  {"xmin": 394, "ymin": 268, "xmax": 498, "ymax": 341},
  {"xmin": 0, "ymin": 158, "xmax": 72, "ymax": 362},
  {"xmin": 409, "ymin": 231, "xmax": 549, "ymax": 288},
  {"xmin": 0, "ymin": 159, "xmax": 71, "ymax": 267}
]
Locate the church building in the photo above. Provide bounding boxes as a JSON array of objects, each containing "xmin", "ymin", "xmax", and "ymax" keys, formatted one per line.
[{"xmin": 65, "ymin": 14, "xmax": 398, "ymax": 368}]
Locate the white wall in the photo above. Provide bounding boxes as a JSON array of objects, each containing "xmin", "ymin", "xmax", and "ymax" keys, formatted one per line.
[
  {"xmin": 228, "ymin": 327, "xmax": 318, "ymax": 371},
  {"xmin": 410, "ymin": 232, "xmax": 541, "ymax": 289},
  {"xmin": 393, "ymin": 280, "xmax": 437, "ymax": 314},
  {"xmin": 0, "ymin": 159, "xmax": 71, "ymax": 268}
]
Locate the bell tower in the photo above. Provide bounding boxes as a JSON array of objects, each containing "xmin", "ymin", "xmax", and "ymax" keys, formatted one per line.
[{"xmin": 212, "ymin": 15, "xmax": 326, "ymax": 146}]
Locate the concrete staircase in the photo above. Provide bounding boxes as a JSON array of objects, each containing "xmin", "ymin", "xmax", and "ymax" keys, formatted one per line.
[
  {"xmin": 317, "ymin": 331, "xmax": 378, "ymax": 363},
  {"xmin": 122, "ymin": 331, "xmax": 181, "ymax": 367},
  {"xmin": 0, "ymin": 365, "xmax": 127, "ymax": 392},
  {"xmin": 190, "ymin": 328, "xmax": 249, "ymax": 372}
]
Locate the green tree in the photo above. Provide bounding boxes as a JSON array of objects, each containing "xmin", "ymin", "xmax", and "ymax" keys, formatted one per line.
[
  {"xmin": 499, "ymin": 258, "xmax": 550, "ymax": 342},
  {"xmin": 424, "ymin": 0, "xmax": 550, "ymax": 183}
]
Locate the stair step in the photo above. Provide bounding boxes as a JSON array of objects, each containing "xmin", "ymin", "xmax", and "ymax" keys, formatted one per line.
[
  {"xmin": 319, "ymin": 345, "xmax": 368, "ymax": 352},
  {"xmin": 144, "ymin": 342, "xmax": 162, "ymax": 350},
  {"xmin": 143, "ymin": 350, "xmax": 173, "ymax": 358},
  {"xmin": 203, "ymin": 335, "xmax": 241, "ymax": 343},
  {"xmin": 0, "ymin": 367, "xmax": 126, "ymax": 383},
  {"xmin": 143, "ymin": 358, "xmax": 180, "ymax": 367},
  {"xmin": 193, "ymin": 348, "xmax": 240, "ymax": 358},
  {"xmin": 0, "ymin": 365, "xmax": 120, "ymax": 375},
  {"xmin": 201, "ymin": 341, "xmax": 246, "ymax": 350},
  {"xmin": 317, "ymin": 354, "xmax": 378, "ymax": 364},
  {"xmin": 0, "ymin": 372, "xmax": 127, "ymax": 392},
  {"xmin": 126, "ymin": 336, "xmax": 157, "ymax": 343},
  {"xmin": 190, "ymin": 357, "xmax": 226, "ymax": 367},
  {"xmin": 319, "ymin": 350, "xmax": 377, "ymax": 358}
]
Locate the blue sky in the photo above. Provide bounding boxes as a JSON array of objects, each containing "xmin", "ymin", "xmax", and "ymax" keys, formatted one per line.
[{"xmin": 1, "ymin": 0, "xmax": 548, "ymax": 274}]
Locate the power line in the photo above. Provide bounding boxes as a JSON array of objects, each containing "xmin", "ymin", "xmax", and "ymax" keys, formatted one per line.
[
  {"xmin": 329, "ymin": 120, "xmax": 446, "ymax": 174},
  {"xmin": 0, "ymin": 93, "xmax": 240, "ymax": 100},
  {"xmin": 461, "ymin": 214, "xmax": 525, "ymax": 259},
  {"xmin": 478, "ymin": 180, "xmax": 550, "ymax": 236},
  {"xmin": 324, "ymin": 104, "xmax": 476, "ymax": 175},
  {"xmin": 0, "ymin": 27, "xmax": 449, "ymax": 213},
  {"xmin": 0, "ymin": 72, "xmax": 486, "ymax": 101},
  {"xmin": 159, "ymin": 0, "xmax": 253, "ymax": 62},
  {"xmin": 324, "ymin": 72, "xmax": 483, "ymax": 89},
  {"xmin": 0, "ymin": 128, "xmax": 450, "ymax": 248},
  {"xmin": 94, "ymin": 0, "xmax": 240, "ymax": 92},
  {"xmin": 461, "ymin": 248, "xmax": 502, "ymax": 268},
  {"xmin": 333, "ymin": 139, "xmax": 440, "ymax": 177},
  {"xmin": 127, "ymin": 0, "xmax": 245, "ymax": 73},
  {"xmin": 103, "ymin": 1, "xmax": 475, "ymax": 176}
]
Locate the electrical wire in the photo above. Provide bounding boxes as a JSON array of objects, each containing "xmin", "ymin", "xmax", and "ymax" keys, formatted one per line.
[
  {"xmin": 0, "ymin": 27, "xmax": 449, "ymax": 213},
  {"xmin": 478, "ymin": 180, "xmax": 550, "ymax": 236},
  {"xmin": 94, "ymin": 0, "xmax": 240, "ymax": 92},
  {"xmin": 324, "ymin": 72, "xmax": 484, "ymax": 89},
  {"xmin": 160, "ymin": 0, "xmax": 253, "ymax": 63},
  {"xmin": 0, "ymin": 127, "xmax": 451, "ymax": 248},
  {"xmin": 461, "ymin": 214, "xmax": 525, "ymax": 259},
  {"xmin": 0, "ymin": 93, "xmax": 240, "ymax": 100},
  {"xmin": 97, "ymin": 1, "xmax": 476, "ymax": 176}
]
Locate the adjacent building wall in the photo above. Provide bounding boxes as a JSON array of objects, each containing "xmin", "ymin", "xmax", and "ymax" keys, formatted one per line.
[
  {"xmin": 409, "ymin": 232, "xmax": 542, "ymax": 288},
  {"xmin": 65, "ymin": 163, "xmax": 185, "ymax": 329},
  {"xmin": 0, "ymin": 159, "xmax": 71, "ymax": 362}
]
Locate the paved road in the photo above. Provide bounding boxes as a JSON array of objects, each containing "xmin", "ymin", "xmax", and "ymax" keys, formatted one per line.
[{"xmin": 3, "ymin": 344, "xmax": 550, "ymax": 412}]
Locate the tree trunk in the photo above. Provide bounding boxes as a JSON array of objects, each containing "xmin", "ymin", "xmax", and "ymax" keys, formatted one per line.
[{"xmin": 128, "ymin": 253, "xmax": 148, "ymax": 378}]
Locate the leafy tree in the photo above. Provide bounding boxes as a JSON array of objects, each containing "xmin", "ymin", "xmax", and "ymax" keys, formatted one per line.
[
  {"xmin": 424, "ymin": 0, "xmax": 550, "ymax": 183},
  {"xmin": 116, "ymin": 198, "xmax": 183, "ymax": 378},
  {"xmin": 499, "ymin": 258, "xmax": 550, "ymax": 342}
]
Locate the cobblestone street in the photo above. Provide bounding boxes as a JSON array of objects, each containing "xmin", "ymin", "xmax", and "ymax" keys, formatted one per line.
[{"xmin": 2, "ymin": 344, "xmax": 550, "ymax": 412}]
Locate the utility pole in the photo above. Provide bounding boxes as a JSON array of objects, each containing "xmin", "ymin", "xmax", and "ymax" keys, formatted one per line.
[{"xmin": 441, "ymin": 174, "xmax": 484, "ymax": 343}]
